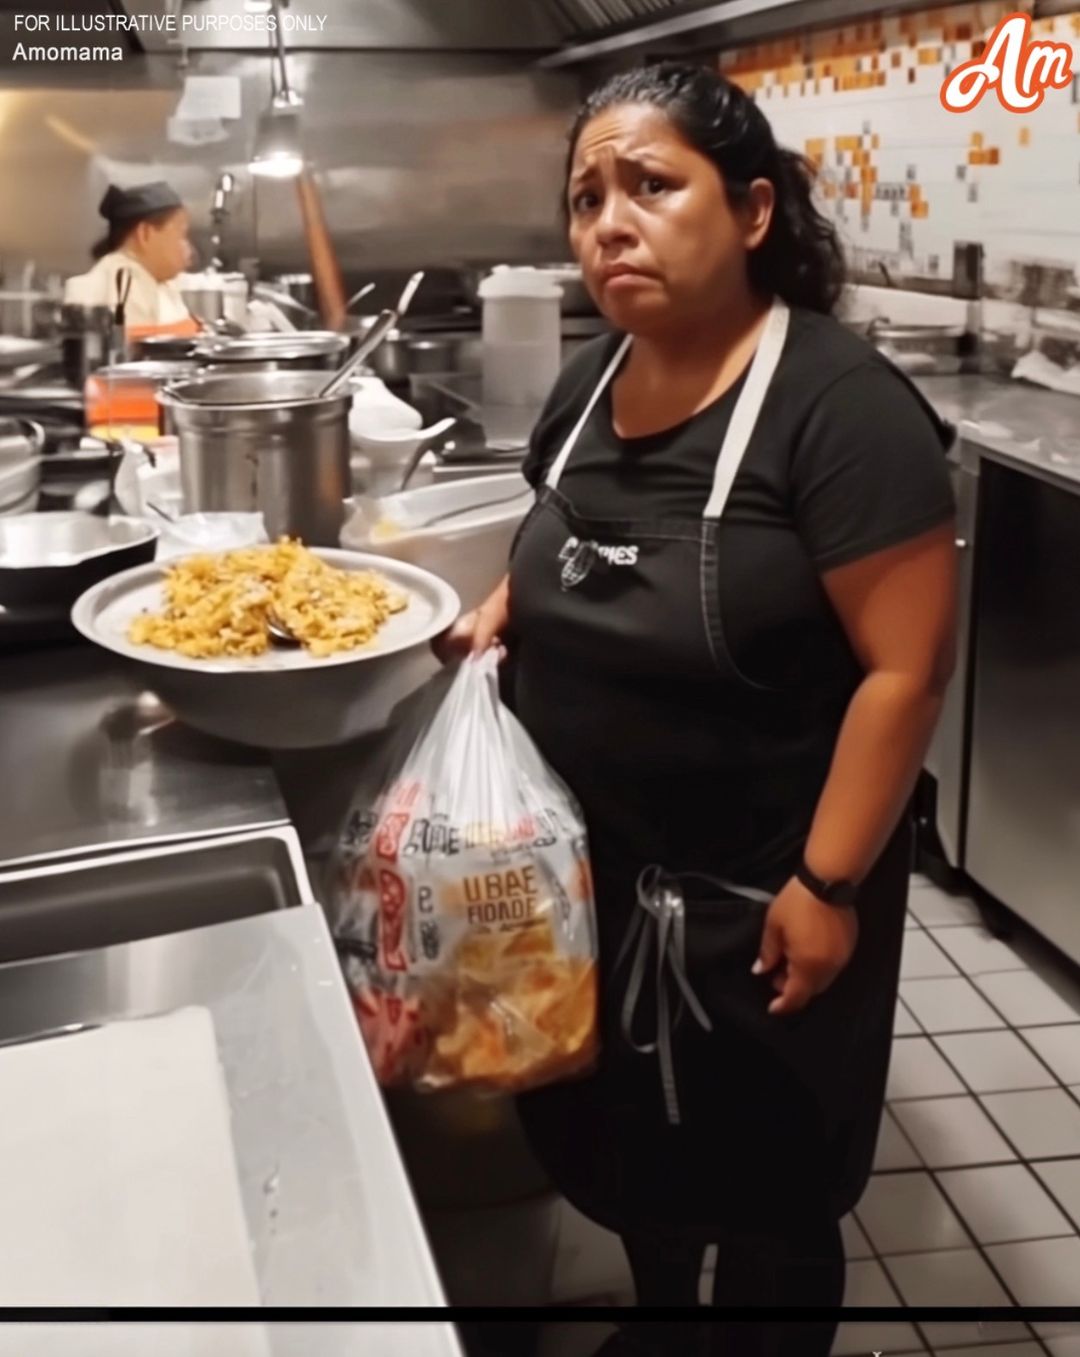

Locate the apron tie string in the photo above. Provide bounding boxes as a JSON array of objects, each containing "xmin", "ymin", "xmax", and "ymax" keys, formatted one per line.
[{"xmin": 617, "ymin": 865, "xmax": 773, "ymax": 1127}]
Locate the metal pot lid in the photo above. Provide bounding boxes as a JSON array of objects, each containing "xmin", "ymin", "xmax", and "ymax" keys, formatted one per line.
[
  {"xmin": 870, "ymin": 323, "xmax": 965, "ymax": 341},
  {"xmin": 93, "ymin": 361, "xmax": 197, "ymax": 380},
  {"xmin": 159, "ymin": 370, "xmax": 353, "ymax": 409},
  {"xmin": 134, "ymin": 334, "xmax": 200, "ymax": 355},
  {"xmin": 193, "ymin": 331, "xmax": 349, "ymax": 363}
]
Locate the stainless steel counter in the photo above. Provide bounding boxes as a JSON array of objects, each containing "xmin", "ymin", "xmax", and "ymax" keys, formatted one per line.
[
  {"xmin": 0, "ymin": 645, "xmax": 288, "ymax": 869},
  {"xmin": 914, "ymin": 373, "xmax": 1080, "ymax": 494},
  {"xmin": 0, "ymin": 905, "xmax": 457, "ymax": 1320}
]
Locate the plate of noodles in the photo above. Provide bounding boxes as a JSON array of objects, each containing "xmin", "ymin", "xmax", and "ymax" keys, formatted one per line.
[{"xmin": 71, "ymin": 543, "xmax": 461, "ymax": 748}]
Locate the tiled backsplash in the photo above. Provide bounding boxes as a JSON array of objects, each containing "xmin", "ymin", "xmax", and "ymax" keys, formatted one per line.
[{"xmin": 718, "ymin": 3, "xmax": 1080, "ymax": 300}]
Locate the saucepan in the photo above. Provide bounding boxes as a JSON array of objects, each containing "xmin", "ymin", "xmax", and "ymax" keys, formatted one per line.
[{"xmin": 0, "ymin": 511, "xmax": 158, "ymax": 610}]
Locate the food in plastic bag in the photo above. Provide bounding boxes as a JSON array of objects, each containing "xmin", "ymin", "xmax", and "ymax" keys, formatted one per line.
[{"xmin": 328, "ymin": 652, "xmax": 599, "ymax": 1094}]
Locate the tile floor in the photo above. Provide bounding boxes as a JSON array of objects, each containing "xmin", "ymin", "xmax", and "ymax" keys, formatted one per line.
[{"xmin": 543, "ymin": 873, "xmax": 1080, "ymax": 1356}]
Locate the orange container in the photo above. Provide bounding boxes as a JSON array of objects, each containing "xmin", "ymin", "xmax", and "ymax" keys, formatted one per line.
[{"xmin": 84, "ymin": 361, "xmax": 194, "ymax": 441}]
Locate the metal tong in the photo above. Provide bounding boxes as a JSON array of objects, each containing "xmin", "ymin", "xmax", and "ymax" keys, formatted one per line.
[{"xmin": 316, "ymin": 271, "xmax": 424, "ymax": 399}]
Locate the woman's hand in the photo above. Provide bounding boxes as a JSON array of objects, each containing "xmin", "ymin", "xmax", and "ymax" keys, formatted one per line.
[
  {"xmin": 432, "ymin": 574, "xmax": 511, "ymax": 664},
  {"xmin": 753, "ymin": 878, "xmax": 859, "ymax": 1016}
]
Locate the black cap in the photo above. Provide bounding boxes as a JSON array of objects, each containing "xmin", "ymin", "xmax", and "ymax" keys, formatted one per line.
[{"xmin": 98, "ymin": 181, "xmax": 183, "ymax": 224}]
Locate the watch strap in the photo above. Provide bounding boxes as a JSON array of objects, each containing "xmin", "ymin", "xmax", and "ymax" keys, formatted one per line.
[{"xmin": 795, "ymin": 859, "xmax": 858, "ymax": 907}]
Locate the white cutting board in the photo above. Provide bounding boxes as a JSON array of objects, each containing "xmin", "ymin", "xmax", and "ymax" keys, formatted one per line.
[{"xmin": 0, "ymin": 1007, "xmax": 265, "ymax": 1311}]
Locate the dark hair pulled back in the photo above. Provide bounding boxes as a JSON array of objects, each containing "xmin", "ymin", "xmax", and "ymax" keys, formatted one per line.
[
  {"xmin": 566, "ymin": 62, "xmax": 846, "ymax": 316},
  {"xmin": 90, "ymin": 207, "xmax": 179, "ymax": 262}
]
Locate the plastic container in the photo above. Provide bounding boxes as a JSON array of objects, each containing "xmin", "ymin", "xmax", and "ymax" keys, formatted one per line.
[
  {"xmin": 479, "ymin": 266, "xmax": 562, "ymax": 408},
  {"xmin": 341, "ymin": 472, "xmax": 531, "ymax": 611},
  {"xmin": 154, "ymin": 512, "xmax": 268, "ymax": 560}
]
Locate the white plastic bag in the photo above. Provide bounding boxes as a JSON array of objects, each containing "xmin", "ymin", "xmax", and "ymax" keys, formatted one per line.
[{"xmin": 328, "ymin": 652, "xmax": 598, "ymax": 1095}]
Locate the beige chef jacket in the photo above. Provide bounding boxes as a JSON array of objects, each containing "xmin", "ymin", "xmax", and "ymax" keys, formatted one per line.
[{"xmin": 63, "ymin": 251, "xmax": 190, "ymax": 329}]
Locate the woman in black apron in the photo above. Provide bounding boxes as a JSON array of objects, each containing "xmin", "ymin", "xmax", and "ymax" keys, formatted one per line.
[{"xmin": 442, "ymin": 65, "xmax": 957, "ymax": 1354}]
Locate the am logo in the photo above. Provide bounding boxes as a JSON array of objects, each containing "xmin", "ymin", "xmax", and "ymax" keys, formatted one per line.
[{"xmin": 940, "ymin": 10, "xmax": 1074, "ymax": 113}]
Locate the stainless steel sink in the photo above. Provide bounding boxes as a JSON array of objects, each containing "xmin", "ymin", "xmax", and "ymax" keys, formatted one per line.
[{"xmin": 0, "ymin": 827, "xmax": 314, "ymax": 964}]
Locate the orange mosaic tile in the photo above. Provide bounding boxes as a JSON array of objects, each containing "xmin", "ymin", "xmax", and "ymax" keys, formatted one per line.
[
  {"xmin": 872, "ymin": 133, "xmax": 880, "ymax": 149},
  {"xmin": 971, "ymin": 132, "xmax": 984, "ymax": 148},
  {"xmin": 1019, "ymin": 126, "xmax": 1031, "ymax": 147},
  {"xmin": 912, "ymin": 200, "xmax": 929, "ymax": 219},
  {"xmin": 987, "ymin": 147, "xmax": 999, "ymax": 165}
]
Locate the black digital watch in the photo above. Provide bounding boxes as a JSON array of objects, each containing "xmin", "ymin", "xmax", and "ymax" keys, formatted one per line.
[{"xmin": 795, "ymin": 859, "xmax": 858, "ymax": 908}]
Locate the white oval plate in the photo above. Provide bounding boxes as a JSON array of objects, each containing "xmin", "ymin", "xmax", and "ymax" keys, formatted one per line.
[{"xmin": 71, "ymin": 546, "xmax": 461, "ymax": 673}]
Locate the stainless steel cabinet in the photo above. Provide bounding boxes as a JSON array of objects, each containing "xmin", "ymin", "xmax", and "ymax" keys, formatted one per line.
[{"xmin": 965, "ymin": 460, "xmax": 1080, "ymax": 966}]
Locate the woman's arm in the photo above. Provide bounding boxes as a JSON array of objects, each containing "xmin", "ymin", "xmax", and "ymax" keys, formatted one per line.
[
  {"xmin": 806, "ymin": 519, "xmax": 958, "ymax": 882},
  {"xmin": 757, "ymin": 522, "xmax": 958, "ymax": 1014},
  {"xmin": 432, "ymin": 574, "xmax": 510, "ymax": 663}
]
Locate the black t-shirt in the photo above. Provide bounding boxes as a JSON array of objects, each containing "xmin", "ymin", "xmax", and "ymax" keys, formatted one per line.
[
  {"xmin": 512, "ymin": 307, "xmax": 956, "ymax": 882},
  {"xmin": 521, "ymin": 306, "xmax": 956, "ymax": 693}
]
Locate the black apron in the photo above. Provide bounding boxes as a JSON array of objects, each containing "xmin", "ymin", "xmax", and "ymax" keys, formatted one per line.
[{"xmin": 509, "ymin": 299, "xmax": 911, "ymax": 1234}]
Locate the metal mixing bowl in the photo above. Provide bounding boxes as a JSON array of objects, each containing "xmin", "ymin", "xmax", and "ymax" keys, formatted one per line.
[{"xmin": 0, "ymin": 513, "xmax": 159, "ymax": 610}]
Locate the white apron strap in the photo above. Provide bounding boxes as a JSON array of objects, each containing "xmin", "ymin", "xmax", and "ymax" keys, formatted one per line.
[
  {"xmin": 545, "ymin": 333, "xmax": 633, "ymax": 490},
  {"xmin": 703, "ymin": 298, "xmax": 790, "ymax": 520}
]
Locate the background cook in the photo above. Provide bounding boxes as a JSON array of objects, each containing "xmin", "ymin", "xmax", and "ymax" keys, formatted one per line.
[{"xmin": 64, "ymin": 180, "xmax": 197, "ymax": 335}]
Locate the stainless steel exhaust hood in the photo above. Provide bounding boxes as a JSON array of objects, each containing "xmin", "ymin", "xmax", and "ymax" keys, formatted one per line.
[{"xmin": 536, "ymin": 0, "xmax": 944, "ymax": 67}]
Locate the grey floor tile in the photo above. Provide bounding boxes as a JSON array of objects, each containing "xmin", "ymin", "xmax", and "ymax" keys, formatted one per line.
[
  {"xmin": 839, "ymin": 1213, "xmax": 873, "ymax": 1261},
  {"xmin": 1020, "ymin": 1025, "xmax": 1080, "ymax": 1085},
  {"xmin": 975, "ymin": 971, "xmax": 1080, "ymax": 1027},
  {"xmin": 936, "ymin": 1163, "xmax": 1074, "ymax": 1243},
  {"xmin": 854, "ymin": 1171, "xmax": 969, "ymax": 1254},
  {"xmin": 934, "ymin": 1030, "xmax": 1058, "ymax": 1094},
  {"xmin": 980, "ymin": 1088, "xmax": 1080, "ymax": 1159},
  {"xmin": 1035, "ymin": 1324, "xmax": 1080, "ymax": 1342},
  {"xmin": 884, "ymin": 1247, "xmax": 1012, "ymax": 1306},
  {"xmin": 906, "ymin": 889, "xmax": 982, "ymax": 928},
  {"xmin": 901, "ymin": 930, "xmax": 960, "ymax": 979},
  {"xmin": 831, "ymin": 1321, "xmax": 922, "ymax": 1355},
  {"xmin": 895, "ymin": 1000, "xmax": 922, "ymax": 1036},
  {"xmin": 919, "ymin": 1321, "xmax": 1034, "ymax": 1349},
  {"xmin": 890, "ymin": 1096, "xmax": 1017, "ymax": 1168},
  {"xmin": 929, "ymin": 925, "xmax": 1028, "ymax": 975},
  {"xmin": 843, "ymin": 1257, "xmax": 903, "ymax": 1305},
  {"xmin": 904, "ymin": 912, "xmax": 923, "ymax": 930},
  {"xmin": 985, "ymin": 1235, "xmax": 1080, "ymax": 1305},
  {"xmin": 831, "ymin": 1324, "xmax": 922, "ymax": 1355},
  {"xmin": 1044, "ymin": 1338, "xmax": 1080, "ymax": 1357},
  {"xmin": 925, "ymin": 1345, "xmax": 1040, "ymax": 1357},
  {"xmin": 873, "ymin": 1108, "xmax": 923, "ymax": 1170},
  {"xmin": 887, "ymin": 1037, "xmax": 966, "ymax": 1100},
  {"xmin": 1032, "ymin": 1158, "xmax": 1080, "ymax": 1231},
  {"xmin": 900, "ymin": 978, "xmax": 1006, "ymax": 1034}
]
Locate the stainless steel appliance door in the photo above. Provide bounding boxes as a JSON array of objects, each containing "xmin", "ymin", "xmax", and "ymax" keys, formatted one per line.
[{"xmin": 965, "ymin": 459, "xmax": 1080, "ymax": 965}]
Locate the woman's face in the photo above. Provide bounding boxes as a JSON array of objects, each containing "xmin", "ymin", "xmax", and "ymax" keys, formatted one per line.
[
  {"xmin": 133, "ymin": 208, "xmax": 193, "ymax": 282},
  {"xmin": 567, "ymin": 103, "xmax": 774, "ymax": 336}
]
